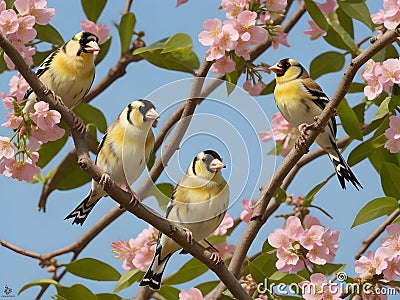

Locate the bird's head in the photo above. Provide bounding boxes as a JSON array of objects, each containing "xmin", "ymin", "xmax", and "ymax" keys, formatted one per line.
[
  {"xmin": 126, "ymin": 99, "xmax": 160, "ymax": 128},
  {"xmin": 269, "ymin": 58, "xmax": 309, "ymax": 83},
  {"xmin": 73, "ymin": 31, "xmax": 100, "ymax": 56},
  {"xmin": 190, "ymin": 150, "xmax": 226, "ymax": 180}
]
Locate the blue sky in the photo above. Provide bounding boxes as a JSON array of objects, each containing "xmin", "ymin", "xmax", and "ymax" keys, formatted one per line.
[{"xmin": 0, "ymin": 0, "xmax": 394, "ymax": 299}]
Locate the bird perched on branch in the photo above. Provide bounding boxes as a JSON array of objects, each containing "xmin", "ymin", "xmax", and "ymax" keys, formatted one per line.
[
  {"xmin": 140, "ymin": 150, "xmax": 230, "ymax": 290},
  {"xmin": 269, "ymin": 58, "xmax": 362, "ymax": 190},
  {"xmin": 65, "ymin": 99, "xmax": 159, "ymax": 225},
  {"xmin": 23, "ymin": 31, "xmax": 99, "ymax": 117}
]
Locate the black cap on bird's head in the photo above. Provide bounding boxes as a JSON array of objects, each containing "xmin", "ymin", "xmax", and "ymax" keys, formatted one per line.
[
  {"xmin": 127, "ymin": 99, "xmax": 160, "ymax": 128},
  {"xmin": 75, "ymin": 31, "xmax": 100, "ymax": 54},
  {"xmin": 192, "ymin": 150, "xmax": 226, "ymax": 177},
  {"xmin": 269, "ymin": 58, "xmax": 308, "ymax": 81}
]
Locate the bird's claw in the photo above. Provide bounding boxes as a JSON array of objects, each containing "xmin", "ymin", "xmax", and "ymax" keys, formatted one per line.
[
  {"xmin": 182, "ymin": 228, "xmax": 193, "ymax": 244},
  {"xmin": 99, "ymin": 171, "xmax": 111, "ymax": 186},
  {"xmin": 295, "ymin": 123, "xmax": 311, "ymax": 152},
  {"xmin": 72, "ymin": 116, "xmax": 86, "ymax": 134},
  {"xmin": 208, "ymin": 247, "xmax": 223, "ymax": 264}
]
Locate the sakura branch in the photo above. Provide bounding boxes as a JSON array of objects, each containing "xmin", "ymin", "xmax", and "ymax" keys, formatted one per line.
[{"xmin": 207, "ymin": 26, "xmax": 400, "ymax": 300}]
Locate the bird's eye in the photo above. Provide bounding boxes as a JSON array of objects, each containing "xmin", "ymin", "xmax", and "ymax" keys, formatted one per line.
[
  {"xmin": 202, "ymin": 157, "xmax": 206, "ymax": 163},
  {"xmin": 139, "ymin": 105, "xmax": 144, "ymax": 113},
  {"xmin": 284, "ymin": 61, "xmax": 291, "ymax": 68}
]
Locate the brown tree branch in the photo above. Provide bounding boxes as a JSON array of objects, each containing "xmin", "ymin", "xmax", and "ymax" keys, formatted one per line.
[
  {"xmin": 206, "ymin": 26, "xmax": 400, "ymax": 300},
  {"xmin": 355, "ymin": 207, "xmax": 400, "ymax": 259}
]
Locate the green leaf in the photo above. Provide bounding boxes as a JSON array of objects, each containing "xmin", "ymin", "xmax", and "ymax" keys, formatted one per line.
[
  {"xmin": 33, "ymin": 50, "xmax": 53, "ymax": 67},
  {"xmin": 96, "ymin": 37, "xmax": 112, "ymax": 65},
  {"xmin": 114, "ymin": 269, "xmax": 144, "ymax": 293},
  {"xmin": 303, "ymin": 175, "xmax": 334, "ymax": 206},
  {"xmin": 157, "ymin": 286, "xmax": 180, "ymax": 300},
  {"xmin": 353, "ymin": 102, "xmax": 366, "ymax": 124},
  {"xmin": 328, "ymin": 21, "xmax": 358, "ymax": 53},
  {"xmin": 19, "ymin": 278, "xmax": 60, "ymax": 295},
  {"xmin": 372, "ymin": 44, "xmax": 399, "ymax": 62},
  {"xmin": 373, "ymin": 97, "xmax": 391, "ymax": 121},
  {"xmin": 380, "ymin": 163, "xmax": 400, "ymax": 199},
  {"xmin": 65, "ymin": 258, "xmax": 120, "ymax": 281},
  {"xmin": 304, "ymin": 0, "xmax": 329, "ymax": 31},
  {"xmin": 348, "ymin": 134, "xmax": 387, "ymax": 166},
  {"xmin": 338, "ymin": 0, "xmax": 374, "ymax": 30},
  {"xmin": 369, "ymin": 148, "xmax": 399, "ymax": 173},
  {"xmin": 96, "ymin": 293, "xmax": 122, "ymax": 300},
  {"xmin": 310, "ymin": 51, "xmax": 345, "ymax": 79},
  {"xmin": 248, "ymin": 254, "xmax": 277, "ymax": 282},
  {"xmin": 57, "ymin": 284, "xmax": 97, "ymax": 300},
  {"xmin": 37, "ymin": 130, "xmax": 68, "ymax": 168},
  {"xmin": 0, "ymin": 49, "xmax": 8, "ymax": 73},
  {"xmin": 336, "ymin": 7, "xmax": 354, "ymax": 38},
  {"xmin": 133, "ymin": 34, "xmax": 199, "ymax": 74},
  {"xmin": 274, "ymin": 187, "xmax": 287, "ymax": 203},
  {"xmin": 225, "ymin": 70, "xmax": 238, "ymax": 95},
  {"xmin": 195, "ymin": 281, "xmax": 219, "ymax": 295},
  {"xmin": 146, "ymin": 183, "xmax": 174, "ymax": 211},
  {"xmin": 163, "ymin": 258, "xmax": 208, "ymax": 285},
  {"xmin": 81, "ymin": 0, "xmax": 107, "ymax": 23},
  {"xmin": 35, "ymin": 24, "xmax": 64, "ymax": 46},
  {"xmin": 74, "ymin": 102, "xmax": 108, "ymax": 133},
  {"xmin": 352, "ymin": 197, "xmax": 399, "ymax": 227},
  {"xmin": 118, "ymin": 12, "xmax": 136, "ymax": 53},
  {"xmin": 313, "ymin": 263, "xmax": 345, "ymax": 276},
  {"xmin": 269, "ymin": 271, "xmax": 308, "ymax": 284},
  {"xmin": 338, "ymin": 98, "xmax": 363, "ymax": 140},
  {"xmin": 348, "ymin": 82, "xmax": 365, "ymax": 94}
]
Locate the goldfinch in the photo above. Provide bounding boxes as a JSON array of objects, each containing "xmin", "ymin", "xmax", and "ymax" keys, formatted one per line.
[
  {"xmin": 140, "ymin": 150, "xmax": 229, "ymax": 290},
  {"xmin": 269, "ymin": 58, "xmax": 362, "ymax": 190},
  {"xmin": 65, "ymin": 99, "xmax": 159, "ymax": 225},
  {"xmin": 23, "ymin": 31, "xmax": 100, "ymax": 114}
]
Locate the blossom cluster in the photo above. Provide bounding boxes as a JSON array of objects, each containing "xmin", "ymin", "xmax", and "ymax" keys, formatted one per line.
[
  {"xmin": 0, "ymin": 0, "xmax": 54, "ymax": 69},
  {"xmin": 384, "ymin": 115, "xmax": 400, "ymax": 153},
  {"xmin": 303, "ymin": 0, "xmax": 338, "ymax": 40},
  {"xmin": 371, "ymin": 0, "xmax": 400, "ymax": 31},
  {"xmin": 111, "ymin": 225, "xmax": 159, "ymax": 272},
  {"xmin": 361, "ymin": 58, "xmax": 400, "ymax": 100},
  {"xmin": 354, "ymin": 222, "xmax": 400, "ymax": 283},
  {"xmin": 0, "ymin": 74, "xmax": 65, "ymax": 181},
  {"xmin": 299, "ymin": 273, "xmax": 342, "ymax": 300},
  {"xmin": 198, "ymin": 0, "xmax": 288, "ymax": 94},
  {"xmin": 241, "ymin": 274, "xmax": 268, "ymax": 300},
  {"xmin": 268, "ymin": 215, "xmax": 339, "ymax": 273},
  {"xmin": 111, "ymin": 214, "xmax": 236, "ymax": 272},
  {"xmin": 258, "ymin": 112, "xmax": 299, "ymax": 157}
]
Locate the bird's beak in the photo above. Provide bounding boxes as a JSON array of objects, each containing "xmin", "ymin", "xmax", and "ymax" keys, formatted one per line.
[
  {"xmin": 209, "ymin": 158, "xmax": 226, "ymax": 171},
  {"xmin": 269, "ymin": 63, "xmax": 284, "ymax": 75},
  {"xmin": 145, "ymin": 108, "xmax": 160, "ymax": 128},
  {"xmin": 85, "ymin": 40, "xmax": 100, "ymax": 53}
]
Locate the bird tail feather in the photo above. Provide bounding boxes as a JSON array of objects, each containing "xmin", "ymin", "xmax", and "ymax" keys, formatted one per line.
[
  {"xmin": 328, "ymin": 146, "xmax": 362, "ymax": 190},
  {"xmin": 64, "ymin": 194, "xmax": 99, "ymax": 225},
  {"xmin": 140, "ymin": 240, "xmax": 171, "ymax": 290}
]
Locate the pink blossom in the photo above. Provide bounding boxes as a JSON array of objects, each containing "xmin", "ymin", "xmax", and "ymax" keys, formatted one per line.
[
  {"xmin": 243, "ymin": 80, "xmax": 265, "ymax": 96},
  {"xmin": 1, "ymin": 157, "xmax": 40, "ymax": 181},
  {"xmin": 321, "ymin": 228, "xmax": 339, "ymax": 259},
  {"xmin": 383, "ymin": 255, "xmax": 400, "ymax": 280},
  {"xmin": 355, "ymin": 250, "xmax": 379, "ymax": 280},
  {"xmin": 276, "ymin": 245, "xmax": 305, "ymax": 273},
  {"xmin": 0, "ymin": 137, "xmax": 14, "ymax": 159},
  {"xmin": 2, "ymin": 93, "xmax": 14, "ymax": 110},
  {"xmin": 209, "ymin": 56, "xmax": 236, "ymax": 76},
  {"xmin": 221, "ymin": 0, "xmax": 248, "ymax": 19},
  {"xmin": 13, "ymin": 15, "xmax": 36, "ymax": 42},
  {"xmin": 304, "ymin": 20, "xmax": 326, "ymax": 39},
  {"xmin": 227, "ymin": 10, "xmax": 268, "ymax": 45},
  {"xmin": 372, "ymin": 9, "xmax": 385, "ymax": 24},
  {"xmin": 380, "ymin": 58, "xmax": 400, "ymax": 87},
  {"xmin": 258, "ymin": 112, "xmax": 298, "ymax": 157},
  {"xmin": 9, "ymin": 73, "xmax": 28, "ymax": 103},
  {"xmin": 271, "ymin": 25, "xmax": 290, "ymax": 49},
  {"xmin": 380, "ymin": 222, "xmax": 400, "ymax": 255},
  {"xmin": 213, "ymin": 213, "xmax": 234, "ymax": 235},
  {"xmin": 234, "ymin": 39, "xmax": 251, "ymax": 60},
  {"xmin": 306, "ymin": 244, "xmax": 330, "ymax": 265},
  {"xmin": 0, "ymin": 1, "xmax": 5, "ymax": 13},
  {"xmin": 384, "ymin": 116, "xmax": 400, "ymax": 153},
  {"xmin": 265, "ymin": 0, "xmax": 287, "ymax": 12},
  {"xmin": 30, "ymin": 101, "xmax": 61, "ymax": 130},
  {"xmin": 198, "ymin": 19, "xmax": 222, "ymax": 46},
  {"xmin": 240, "ymin": 199, "xmax": 254, "ymax": 223},
  {"xmin": 14, "ymin": 0, "xmax": 55, "ymax": 25},
  {"xmin": 31, "ymin": 125, "xmax": 65, "ymax": 143},
  {"xmin": 214, "ymin": 242, "xmax": 235, "ymax": 260},
  {"xmin": 179, "ymin": 288, "xmax": 203, "ymax": 300},
  {"xmin": 80, "ymin": 20, "xmax": 110, "ymax": 45},
  {"xmin": 4, "ymin": 41, "xmax": 35, "ymax": 69},
  {"xmin": 299, "ymin": 225, "xmax": 324, "ymax": 250},
  {"xmin": 299, "ymin": 273, "xmax": 341, "ymax": 300},
  {"xmin": 0, "ymin": 9, "xmax": 19, "ymax": 35},
  {"xmin": 1, "ymin": 113, "xmax": 23, "ymax": 130},
  {"xmin": 176, "ymin": 0, "xmax": 189, "ymax": 7},
  {"xmin": 318, "ymin": 0, "xmax": 339, "ymax": 15},
  {"xmin": 383, "ymin": 0, "xmax": 400, "ymax": 30},
  {"xmin": 112, "ymin": 225, "xmax": 158, "ymax": 271},
  {"xmin": 217, "ymin": 24, "xmax": 239, "ymax": 51},
  {"xmin": 303, "ymin": 215, "xmax": 321, "ymax": 229}
]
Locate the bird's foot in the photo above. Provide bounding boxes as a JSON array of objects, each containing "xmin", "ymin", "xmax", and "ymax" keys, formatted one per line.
[
  {"xmin": 295, "ymin": 123, "xmax": 311, "ymax": 152},
  {"xmin": 182, "ymin": 228, "xmax": 193, "ymax": 244},
  {"xmin": 99, "ymin": 171, "xmax": 111, "ymax": 186},
  {"xmin": 126, "ymin": 185, "xmax": 139, "ymax": 207},
  {"xmin": 208, "ymin": 248, "xmax": 223, "ymax": 265},
  {"xmin": 72, "ymin": 116, "xmax": 86, "ymax": 134},
  {"xmin": 43, "ymin": 87, "xmax": 64, "ymax": 106}
]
